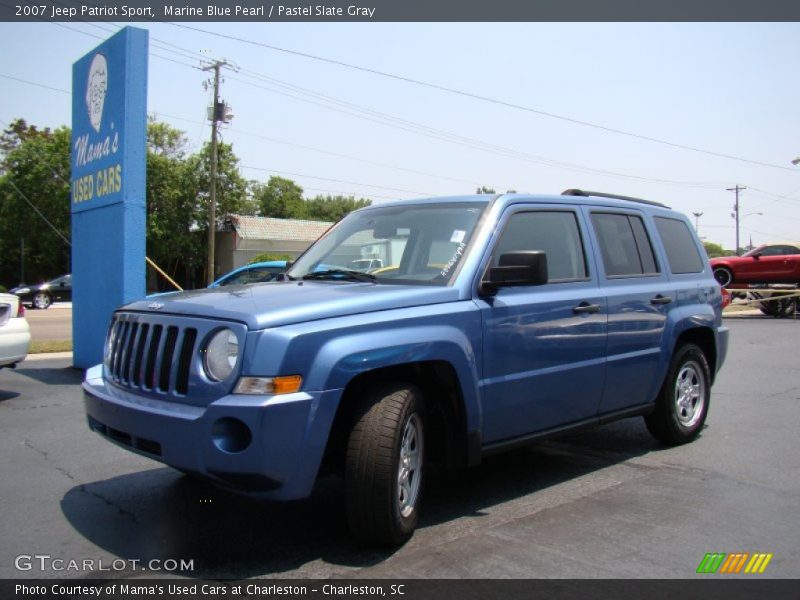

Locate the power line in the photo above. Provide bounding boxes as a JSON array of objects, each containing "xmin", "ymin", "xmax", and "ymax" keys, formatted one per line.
[
  {"xmin": 747, "ymin": 187, "xmax": 800, "ymax": 205},
  {"xmin": 166, "ymin": 23, "xmax": 797, "ymax": 173},
  {"xmin": 0, "ymin": 73, "xmax": 69, "ymax": 95},
  {"xmin": 12, "ymin": 25, "xmax": 796, "ymax": 209},
  {"xmin": 229, "ymin": 71, "xmax": 724, "ymax": 188},
  {"xmin": 158, "ymin": 112, "xmax": 487, "ymax": 188},
  {"xmin": 2, "ymin": 177, "xmax": 72, "ymax": 247},
  {"xmin": 240, "ymin": 165, "xmax": 430, "ymax": 197},
  {"xmin": 51, "ymin": 22, "xmax": 733, "ymax": 189}
]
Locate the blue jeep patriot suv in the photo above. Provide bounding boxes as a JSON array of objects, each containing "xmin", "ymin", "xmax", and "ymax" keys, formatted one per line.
[{"xmin": 84, "ymin": 190, "xmax": 729, "ymax": 545}]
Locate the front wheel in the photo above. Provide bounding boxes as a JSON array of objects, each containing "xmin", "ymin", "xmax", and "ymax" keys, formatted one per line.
[
  {"xmin": 33, "ymin": 291, "xmax": 52, "ymax": 309},
  {"xmin": 345, "ymin": 383, "xmax": 425, "ymax": 545},
  {"xmin": 645, "ymin": 344, "xmax": 711, "ymax": 444}
]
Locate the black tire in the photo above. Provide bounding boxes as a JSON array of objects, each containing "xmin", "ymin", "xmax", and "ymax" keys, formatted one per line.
[
  {"xmin": 645, "ymin": 344, "xmax": 711, "ymax": 445},
  {"xmin": 345, "ymin": 382, "xmax": 425, "ymax": 546},
  {"xmin": 713, "ymin": 267, "xmax": 733, "ymax": 288},
  {"xmin": 33, "ymin": 291, "xmax": 52, "ymax": 309},
  {"xmin": 760, "ymin": 297, "xmax": 796, "ymax": 318}
]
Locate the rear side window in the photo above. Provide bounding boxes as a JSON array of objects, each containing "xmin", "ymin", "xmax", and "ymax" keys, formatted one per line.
[
  {"xmin": 591, "ymin": 213, "xmax": 659, "ymax": 277},
  {"xmin": 492, "ymin": 211, "xmax": 588, "ymax": 282},
  {"xmin": 654, "ymin": 217, "xmax": 705, "ymax": 274}
]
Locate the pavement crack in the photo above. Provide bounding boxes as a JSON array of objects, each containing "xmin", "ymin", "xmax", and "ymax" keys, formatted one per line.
[
  {"xmin": 76, "ymin": 483, "xmax": 139, "ymax": 524},
  {"xmin": 23, "ymin": 438, "xmax": 77, "ymax": 482},
  {"xmin": 21, "ymin": 439, "xmax": 139, "ymax": 523}
]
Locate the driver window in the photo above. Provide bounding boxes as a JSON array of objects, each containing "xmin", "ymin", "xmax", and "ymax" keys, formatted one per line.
[{"xmin": 492, "ymin": 211, "xmax": 588, "ymax": 282}]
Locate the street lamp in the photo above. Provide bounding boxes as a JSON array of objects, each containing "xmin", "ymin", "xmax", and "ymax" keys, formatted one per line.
[
  {"xmin": 692, "ymin": 211, "xmax": 703, "ymax": 234},
  {"xmin": 740, "ymin": 212, "xmax": 763, "ymax": 252}
]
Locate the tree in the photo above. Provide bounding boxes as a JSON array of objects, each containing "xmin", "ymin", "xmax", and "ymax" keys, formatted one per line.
[
  {"xmin": 145, "ymin": 121, "xmax": 204, "ymax": 288},
  {"xmin": 702, "ymin": 241, "xmax": 734, "ymax": 258},
  {"xmin": 252, "ymin": 176, "xmax": 306, "ymax": 219},
  {"xmin": 0, "ymin": 119, "xmax": 71, "ymax": 287},
  {"xmin": 476, "ymin": 186, "xmax": 496, "ymax": 194},
  {"xmin": 187, "ymin": 140, "xmax": 252, "ymax": 220},
  {"xmin": 304, "ymin": 194, "xmax": 371, "ymax": 222},
  {"xmin": 147, "ymin": 117, "xmax": 188, "ymax": 158}
]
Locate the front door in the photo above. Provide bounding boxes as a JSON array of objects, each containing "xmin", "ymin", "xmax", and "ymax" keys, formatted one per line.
[{"xmin": 477, "ymin": 207, "xmax": 607, "ymax": 444}]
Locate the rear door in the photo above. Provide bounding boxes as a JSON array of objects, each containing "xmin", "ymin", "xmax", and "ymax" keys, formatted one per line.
[
  {"xmin": 587, "ymin": 209, "xmax": 671, "ymax": 414},
  {"xmin": 477, "ymin": 205, "xmax": 607, "ymax": 443}
]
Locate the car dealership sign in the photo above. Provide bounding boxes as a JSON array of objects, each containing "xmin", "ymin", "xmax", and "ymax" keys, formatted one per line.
[{"xmin": 71, "ymin": 27, "xmax": 148, "ymax": 368}]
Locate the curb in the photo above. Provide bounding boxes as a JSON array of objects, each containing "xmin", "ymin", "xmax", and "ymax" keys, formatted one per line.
[{"xmin": 24, "ymin": 352, "xmax": 74, "ymax": 361}]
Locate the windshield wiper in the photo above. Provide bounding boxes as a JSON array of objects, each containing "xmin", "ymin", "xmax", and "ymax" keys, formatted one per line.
[{"xmin": 302, "ymin": 269, "xmax": 377, "ymax": 283}]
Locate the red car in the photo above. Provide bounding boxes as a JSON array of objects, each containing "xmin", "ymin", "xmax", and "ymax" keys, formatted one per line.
[{"xmin": 710, "ymin": 243, "xmax": 800, "ymax": 287}]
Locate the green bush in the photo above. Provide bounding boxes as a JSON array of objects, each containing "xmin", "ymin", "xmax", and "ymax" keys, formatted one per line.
[{"xmin": 0, "ymin": 285, "xmax": 7, "ymax": 293}]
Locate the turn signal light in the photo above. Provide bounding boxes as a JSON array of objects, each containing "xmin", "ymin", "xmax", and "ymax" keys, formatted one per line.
[{"xmin": 234, "ymin": 375, "xmax": 303, "ymax": 395}]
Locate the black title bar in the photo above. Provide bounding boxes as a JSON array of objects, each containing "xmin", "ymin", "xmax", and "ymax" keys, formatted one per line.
[{"xmin": 3, "ymin": 0, "xmax": 800, "ymax": 22}]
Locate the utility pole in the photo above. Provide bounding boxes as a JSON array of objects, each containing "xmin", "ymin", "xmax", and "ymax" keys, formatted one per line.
[
  {"xmin": 692, "ymin": 211, "xmax": 703, "ymax": 235},
  {"xmin": 727, "ymin": 185, "xmax": 746, "ymax": 256},
  {"xmin": 202, "ymin": 59, "xmax": 231, "ymax": 285}
]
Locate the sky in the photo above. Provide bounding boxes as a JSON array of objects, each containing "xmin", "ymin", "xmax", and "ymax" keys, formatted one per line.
[{"xmin": 1, "ymin": 21, "xmax": 799, "ymax": 250}]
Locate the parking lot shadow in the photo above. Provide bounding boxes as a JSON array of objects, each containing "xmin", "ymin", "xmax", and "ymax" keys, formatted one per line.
[
  {"xmin": 0, "ymin": 389, "xmax": 20, "ymax": 401},
  {"xmin": 9, "ymin": 365, "xmax": 83, "ymax": 386},
  {"xmin": 61, "ymin": 417, "xmax": 661, "ymax": 579}
]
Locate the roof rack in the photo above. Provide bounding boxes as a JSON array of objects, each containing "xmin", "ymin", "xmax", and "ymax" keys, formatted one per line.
[{"xmin": 561, "ymin": 189, "xmax": 669, "ymax": 209}]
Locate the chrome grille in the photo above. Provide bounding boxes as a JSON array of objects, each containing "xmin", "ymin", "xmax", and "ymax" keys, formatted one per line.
[{"xmin": 106, "ymin": 315, "xmax": 197, "ymax": 396}]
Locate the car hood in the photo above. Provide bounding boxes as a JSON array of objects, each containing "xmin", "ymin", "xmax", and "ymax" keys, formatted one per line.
[
  {"xmin": 709, "ymin": 256, "xmax": 753, "ymax": 265},
  {"xmin": 124, "ymin": 281, "xmax": 461, "ymax": 330}
]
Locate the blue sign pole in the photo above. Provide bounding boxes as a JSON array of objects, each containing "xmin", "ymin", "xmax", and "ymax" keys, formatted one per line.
[{"xmin": 71, "ymin": 27, "xmax": 148, "ymax": 369}]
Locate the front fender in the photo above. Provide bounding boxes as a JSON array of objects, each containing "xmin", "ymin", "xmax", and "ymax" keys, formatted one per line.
[{"xmin": 307, "ymin": 324, "xmax": 483, "ymax": 440}]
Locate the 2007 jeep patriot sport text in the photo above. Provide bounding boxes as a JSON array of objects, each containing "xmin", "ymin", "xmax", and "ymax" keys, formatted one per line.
[{"xmin": 84, "ymin": 190, "xmax": 729, "ymax": 545}]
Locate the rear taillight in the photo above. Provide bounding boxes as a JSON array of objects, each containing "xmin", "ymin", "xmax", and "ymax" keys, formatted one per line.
[
  {"xmin": 720, "ymin": 286, "xmax": 732, "ymax": 310},
  {"xmin": 16, "ymin": 303, "xmax": 25, "ymax": 318}
]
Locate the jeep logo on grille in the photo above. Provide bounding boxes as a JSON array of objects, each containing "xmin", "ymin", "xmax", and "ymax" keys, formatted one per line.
[{"xmin": 147, "ymin": 302, "xmax": 164, "ymax": 310}]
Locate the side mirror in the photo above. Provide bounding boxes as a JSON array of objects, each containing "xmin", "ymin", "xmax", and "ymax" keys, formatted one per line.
[
  {"xmin": 751, "ymin": 252, "xmax": 761, "ymax": 259},
  {"xmin": 480, "ymin": 251, "xmax": 548, "ymax": 296}
]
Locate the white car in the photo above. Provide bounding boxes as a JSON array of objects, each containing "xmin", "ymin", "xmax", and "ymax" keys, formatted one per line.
[{"xmin": 0, "ymin": 293, "xmax": 31, "ymax": 369}]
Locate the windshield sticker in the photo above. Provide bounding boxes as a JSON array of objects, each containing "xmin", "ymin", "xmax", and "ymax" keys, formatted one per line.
[
  {"xmin": 440, "ymin": 242, "xmax": 466, "ymax": 278},
  {"xmin": 450, "ymin": 230, "xmax": 466, "ymax": 244}
]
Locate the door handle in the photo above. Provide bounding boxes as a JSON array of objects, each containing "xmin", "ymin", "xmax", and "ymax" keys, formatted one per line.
[
  {"xmin": 573, "ymin": 302, "xmax": 601, "ymax": 314},
  {"xmin": 650, "ymin": 295, "xmax": 673, "ymax": 305}
]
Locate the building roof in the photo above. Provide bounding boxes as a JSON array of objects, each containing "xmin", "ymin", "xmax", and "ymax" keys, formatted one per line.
[{"xmin": 225, "ymin": 214, "xmax": 334, "ymax": 242}]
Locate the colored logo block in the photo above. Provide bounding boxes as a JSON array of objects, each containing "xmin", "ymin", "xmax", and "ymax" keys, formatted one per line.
[{"xmin": 697, "ymin": 553, "xmax": 773, "ymax": 574}]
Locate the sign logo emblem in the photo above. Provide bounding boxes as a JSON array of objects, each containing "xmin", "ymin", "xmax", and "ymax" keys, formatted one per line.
[
  {"xmin": 147, "ymin": 302, "xmax": 164, "ymax": 311},
  {"xmin": 86, "ymin": 53, "xmax": 108, "ymax": 133},
  {"xmin": 696, "ymin": 552, "xmax": 773, "ymax": 574}
]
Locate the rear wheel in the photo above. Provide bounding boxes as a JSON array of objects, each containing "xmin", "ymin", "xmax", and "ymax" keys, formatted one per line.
[
  {"xmin": 713, "ymin": 267, "xmax": 733, "ymax": 287},
  {"xmin": 645, "ymin": 344, "xmax": 710, "ymax": 444},
  {"xmin": 345, "ymin": 383, "xmax": 425, "ymax": 545},
  {"xmin": 758, "ymin": 297, "xmax": 796, "ymax": 318}
]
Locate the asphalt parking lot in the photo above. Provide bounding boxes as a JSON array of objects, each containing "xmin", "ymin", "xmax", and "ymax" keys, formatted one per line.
[{"xmin": 0, "ymin": 317, "xmax": 798, "ymax": 580}]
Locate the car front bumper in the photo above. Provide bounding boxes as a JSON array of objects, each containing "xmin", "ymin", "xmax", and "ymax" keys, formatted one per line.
[{"xmin": 83, "ymin": 365, "xmax": 343, "ymax": 500}]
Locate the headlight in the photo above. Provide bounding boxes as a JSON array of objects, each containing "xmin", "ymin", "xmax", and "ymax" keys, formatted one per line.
[
  {"xmin": 15, "ymin": 288, "xmax": 30, "ymax": 294},
  {"xmin": 204, "ymin": 328, "xmax": 239, "ymax": 381}
]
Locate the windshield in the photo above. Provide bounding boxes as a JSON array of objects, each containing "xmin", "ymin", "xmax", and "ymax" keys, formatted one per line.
[{"xmin": 287, "ymin": 201, "xmax": 489, "ymax": 285}]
